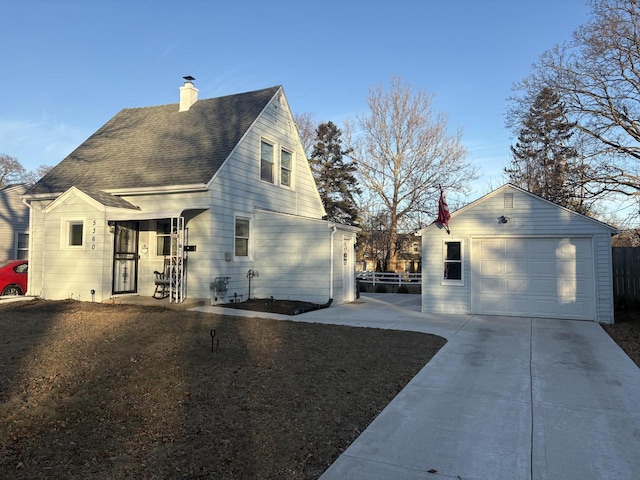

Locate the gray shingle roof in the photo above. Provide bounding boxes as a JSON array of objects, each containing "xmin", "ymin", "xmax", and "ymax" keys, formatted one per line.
[
  {"xmin": 75, "ymin": 187, "xmax": 140, "ymax": 209},
  {"xmin": 27, "ymin": 86, "xmax": 280, "ymax": 195}
]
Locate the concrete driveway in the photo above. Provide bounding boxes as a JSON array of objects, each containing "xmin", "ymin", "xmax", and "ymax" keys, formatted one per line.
[{"xmin": 195, "ymin": 293, "xmax": 640, "ymax": 479}]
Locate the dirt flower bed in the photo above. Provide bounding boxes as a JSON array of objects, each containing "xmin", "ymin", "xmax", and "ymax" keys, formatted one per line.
[
  {"xmin": 0, "ymin": 299, "xmax": 446, "ymax": 480},
  {"xmin": 223, "ymin": 298, "xmax": 321, "ymax": 315}
]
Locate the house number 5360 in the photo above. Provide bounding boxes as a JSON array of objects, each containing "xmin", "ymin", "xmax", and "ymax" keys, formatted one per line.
[{"xmin": 91, "ymin": 219, "xmax": 97, "ymax": 250}]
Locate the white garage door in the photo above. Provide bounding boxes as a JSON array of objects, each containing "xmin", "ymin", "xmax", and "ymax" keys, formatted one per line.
[{"xmin": 471, "ymin": 237, "xmax": 595, "ymax": 320}]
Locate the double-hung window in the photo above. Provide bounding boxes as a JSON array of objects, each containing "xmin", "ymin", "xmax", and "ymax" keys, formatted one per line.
[
  {"xmin": 280, "ymin": 148, "xmax": 292, "ymax": 187},
  {"xmin": 260, "ymin": 140, "xmax": 274, "ymax": 183},
  {"xmin": 443, "ymin": 240, "xmax": 463, "ymax": 284},
  {"xmin": 235, "ymin": 217, "xmax": 251, "ymax": 258},
  {"xmin": 16, "ymin": 233, "xmax": 29, "ymax": 260}
]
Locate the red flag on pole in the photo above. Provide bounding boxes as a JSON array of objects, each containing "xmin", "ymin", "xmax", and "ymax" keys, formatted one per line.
[{"xmin": 436, "ymin": 186, "xmax": 451, "ymax": 234}]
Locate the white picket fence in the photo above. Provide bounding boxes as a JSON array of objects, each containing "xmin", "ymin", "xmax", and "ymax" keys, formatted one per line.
[{"xmin": 356, "ymin": 271, "xmax": 421, "ymax": 286}]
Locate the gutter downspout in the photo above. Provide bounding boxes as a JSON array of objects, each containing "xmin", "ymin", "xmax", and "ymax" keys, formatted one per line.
[
  {"xmin": 22, "ymin": 197, "xmax": 37, "ymax": 297},
  {"xmin": 330, "ymin": 225, "xmax": 336, "ymax": 301},
  {"xmin": 290, "ymin": 224, "xmax": 337, "ymax": 315}
]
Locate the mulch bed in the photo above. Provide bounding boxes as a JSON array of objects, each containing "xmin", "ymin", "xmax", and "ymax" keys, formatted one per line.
[{"xmin": 0, "ymin": 299, "xmax": 446, "ymax": 480}]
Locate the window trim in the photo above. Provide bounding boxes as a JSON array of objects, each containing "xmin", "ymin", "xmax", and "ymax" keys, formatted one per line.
[
  {"xmin": 234, "ymin": 215, "xmax": 252, "ymax": 260},
  {"xmin": 260, "ymin": 138, "xmax": 275, "ymax": 184},
  {"xmin": 61, "ymin": 218, "xmax": 85, "ymax": 250},
  {"xmin": 441, "ymin": 239, "xmax": 464, "ymax": 286},
  {"xmin": 155, "ymin": 219, "xmax": 172, "ymax": 256},
  {"xmin": 16, "ymin": 232, "xmax": 29, "ymax": 260},
  {"xmin": 280, "ymin": 146, "xmax": 294, "ymax": 188}
]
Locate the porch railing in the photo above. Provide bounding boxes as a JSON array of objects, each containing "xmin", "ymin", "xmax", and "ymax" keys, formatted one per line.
[{"xmin": 356, "ymin": 271, "xmax": 421, "ymax": 286}]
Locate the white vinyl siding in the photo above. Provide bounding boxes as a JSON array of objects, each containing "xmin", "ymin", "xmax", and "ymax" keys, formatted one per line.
[
  {"xmin": 30, "ymin": 191, "xmax": 113, "ymax": 301},
  {"xmin": 253, "ymin": 210, "xmax": 329, "ymax": 303}
]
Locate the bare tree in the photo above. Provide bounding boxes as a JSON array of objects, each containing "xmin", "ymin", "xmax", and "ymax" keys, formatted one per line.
[
  {"xmin": 0, "ymin": 154, "xmax": 27, "ymax": 187},
  {"xmin": 348, "ymin": 77, "xmax": 477, "ymax": 271},
  {"xmin": 22, "ymin": 165, "xmax": 53, "ymax": 185},
  {"xmin": 0, "ymin": 155, "xmax": 52, "ymax": 187},
  {"xmin": 293, "ymin": 112, "xmax": 317, "ymax": 158},
  {"xmin": 510, "ymin": 0, "xmax": 640, "ymax": 207}
]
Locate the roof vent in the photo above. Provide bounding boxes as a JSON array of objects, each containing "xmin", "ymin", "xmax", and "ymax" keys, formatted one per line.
[
  {"xmin": 504, "ymin": 193, "xmax": 514, "ymax": 209},
  {"xmin": 179, "ymin": 76, "xmax": 198, "ymax": 112}
]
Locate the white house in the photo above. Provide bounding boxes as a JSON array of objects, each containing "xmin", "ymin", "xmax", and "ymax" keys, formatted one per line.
[
  {"xmin": 0, "ymin": 184, "xmax": 30, "ymax": 260},
  {"xmin": 419, "ymin": 184, "xmax": 617, "ymax": 323},
  {"xmin": 23, "ymin": 81, "xmax": 358, "ymax": 305}
]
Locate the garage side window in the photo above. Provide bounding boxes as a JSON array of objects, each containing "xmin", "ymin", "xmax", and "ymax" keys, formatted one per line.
[{"xmin": 443, "ymin": 240, "xmax": 463, "ymax": 284}]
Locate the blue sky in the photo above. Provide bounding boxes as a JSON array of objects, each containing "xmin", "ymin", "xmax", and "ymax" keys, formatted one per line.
[{"xmin": 2, "ymin": 0, "xmax": 590, "ymax": 202}]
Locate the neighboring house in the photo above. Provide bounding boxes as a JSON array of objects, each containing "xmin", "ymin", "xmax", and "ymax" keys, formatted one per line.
[
  {"xmin": 0, "ymin": 184, "xmax": 30, "ymax": 260},
  {"xmin": 359, "ymin": 233, "xmax": 421, "ymax": 273},
  {"xmin": 23, "ymin": 80, "xmax": 358, "ymax": 305},
  {"xmin": 419, "ymin": 184, "xmax": 617, "ymax": 323},
  {"xmin": 395, "ymin": 234, "xmax": 421, "ymax": 273}
]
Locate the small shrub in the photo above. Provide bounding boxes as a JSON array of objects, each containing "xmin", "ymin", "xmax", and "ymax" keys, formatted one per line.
[{"xmin": 375, "ymin": 284, "xmax": 388, "ymax": 293}]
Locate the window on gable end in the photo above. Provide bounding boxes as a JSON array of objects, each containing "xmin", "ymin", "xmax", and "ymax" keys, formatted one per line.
[
  {"xmin": 260, "ymin": 140, "xmax": 274, "ymax": 183},
  {"xmin": 280, "ymin": 147, "xmax": 293, "ymax": 187}
]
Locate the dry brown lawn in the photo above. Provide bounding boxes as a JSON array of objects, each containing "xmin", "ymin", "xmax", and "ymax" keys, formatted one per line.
[{"xmin": 0, "ymin": 299, "xmax": 446, "ymax": 480}]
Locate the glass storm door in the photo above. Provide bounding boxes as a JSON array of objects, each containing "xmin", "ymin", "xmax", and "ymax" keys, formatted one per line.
[{"xmin": 112, "ymin": 222, "xmax": 139, "ymax": 294}]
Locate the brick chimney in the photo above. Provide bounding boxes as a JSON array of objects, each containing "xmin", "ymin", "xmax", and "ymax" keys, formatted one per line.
[{"xmin": 179, "ymin": 76, "xmax": 198, "ymax": 112}]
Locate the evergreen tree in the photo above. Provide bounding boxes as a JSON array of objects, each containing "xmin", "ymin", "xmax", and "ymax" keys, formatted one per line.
[
  {"xmin": 506, "ymin": 87, "xmax": 588, "ymax": 213},
  {"xmin": 310, "ymin": 122, "xmax": 361, "ymax": 225}
]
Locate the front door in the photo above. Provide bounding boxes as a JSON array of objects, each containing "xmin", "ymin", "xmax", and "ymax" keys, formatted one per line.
[{"xmin": 112, "ymin": 222, "xmax": 139, "ymax": 294}]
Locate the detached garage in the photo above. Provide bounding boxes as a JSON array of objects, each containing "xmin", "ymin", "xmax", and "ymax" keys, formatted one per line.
[{"xmin": 419, "ymin": 184, "xmax": 617, "ymax": 323}]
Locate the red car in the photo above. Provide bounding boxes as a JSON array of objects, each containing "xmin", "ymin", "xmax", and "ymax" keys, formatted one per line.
[{"xmin": 0, "ymin": 260, "xmax": 28, "ymax": 295}]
